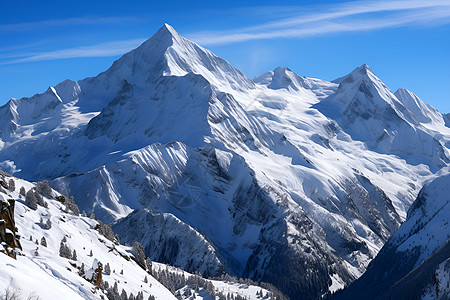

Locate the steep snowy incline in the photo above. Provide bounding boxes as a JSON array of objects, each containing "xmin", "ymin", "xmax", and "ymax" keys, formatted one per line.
[
  {"xmin": 394, "ymin": 88, "xmax": 450, "ymax": 148},
  {"xmin": 334, "ymin": 169, "xmax": 450, "ymax": 299},
  {"xmin": 394, "ymin": 88, "xmax": 444, "ymax": 126},
  {"xmin": 0, "ymin": 173, "xmax": 176, "ymax": 300}
]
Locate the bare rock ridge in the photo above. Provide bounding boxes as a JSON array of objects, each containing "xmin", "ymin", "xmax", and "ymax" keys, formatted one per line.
[{"xmin": 0, "ymin": 175, "xmax": 22, "ymax": 259}]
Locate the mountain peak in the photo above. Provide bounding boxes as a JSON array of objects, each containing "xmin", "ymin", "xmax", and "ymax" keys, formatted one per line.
[
  {"xmin": 332, "ymin": 64, "xmax": 374, "ymax": 84},
  {"xmin": 348, "ymin": 63, "xmax": 375, "ymax": 79},
  {"xmin": 153, "ymin": 23, "xmax": 180, "ymax": 40},
  {"xmin": 99, "ymin": 23, "xmax": 254, "ymax": 90},
  {"xmin": 273, "ymin": 66, "xmax": 292, "ymax": 73}
]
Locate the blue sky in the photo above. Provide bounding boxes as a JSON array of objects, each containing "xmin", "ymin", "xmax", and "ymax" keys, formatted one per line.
[{"xmin": 1, "ymin": 0, "xmax": 449, "ymax": 111}]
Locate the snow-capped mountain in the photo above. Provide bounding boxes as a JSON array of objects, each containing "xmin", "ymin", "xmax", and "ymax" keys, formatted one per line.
[
  {"xmin": 1, "ymin": 24, "xmax": 449, "ymax": 299},
  {"xmin": 334, "ymin": 169, "xmax": 450, "ymax": 299},
  {"xmin": 315, "ymin": 64, "xmax": 448, "ymax": 169},
  {"xmin": 0, "ymin": 172, "xmax": 276, "ymax": 300}
]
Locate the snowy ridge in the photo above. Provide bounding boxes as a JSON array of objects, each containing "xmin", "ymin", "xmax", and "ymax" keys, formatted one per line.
[
  {"xmin": 254, "ymin": 66, "xmax": 338, "ymax": 98},
  {"xmin": 394, "ymin": 88, "xmax": 443, "ymax": 126}
]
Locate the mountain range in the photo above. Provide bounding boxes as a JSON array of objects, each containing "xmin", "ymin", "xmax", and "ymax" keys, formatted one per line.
[{"xmin": 1, "ymin": 24, "xmax": 449, "ymax": 300}]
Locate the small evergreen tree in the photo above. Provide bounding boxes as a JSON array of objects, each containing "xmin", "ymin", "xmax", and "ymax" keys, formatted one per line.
[
  {"xmin": 104, "ymin": 263, "xmax": 111, "ymax": 275},
  {"xmin": 8, "ymin": 179, "xmax": 15, "ymax": 192},
  {"xmin": 46, "ymin": 218, "xmax": 52, "ymax": 229},
  {"xmin": 40, "ymin": 236, "xmax": 47, "ymax": 247},
  {"xmin": 33, "ymin": 189, "xmax": 47, "ymax": 208},
  {"xmin": 79, "ymin": 263, "xmax": 85, "ymax": 277},
  {"xmin": 19, "ymin": 186, "xmax": 26, "ymax": 196},
  {"xmin": 136, "ymin": 291, "xmax": 144, "ymax": 300},
  {"xmin": 72, "ymin": 249, "xmax": 77, "ymax": 261},
  {"xmin": 25, "ymin": 189, "xmax": 38, "ymax": 210},
  {"xmin": 132, "ymin": 242, "xmax": 146, "ymax": 269},
  {"xmin": 36, "ymin": 180, "xmax": 52, "ymax": 198},
  {"xmin": 120, "ymin": 289, "xmax": 127, "ymax": 300},
  {"xmin": 145, "ymin": 258, "xmax": 152, "ymax": 274},
  {"xmin": 59, "ymin": 240, "xmax": 72, "ymax": 259},
  {"xmin": 65, "ymin": 196, "xmax": 80, "ymax": 215}
]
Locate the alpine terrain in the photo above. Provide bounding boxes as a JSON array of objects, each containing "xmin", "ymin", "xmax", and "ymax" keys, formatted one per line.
[
  {"xmin": 334, "ymin": 168, "xmax": 450, "ymax": 299},
  {"xmin": 0, "ymin": 171, "xmax": 282, "ymax": 299},
  {"xmin": 1, "ymin": 24, "xmax": 449, "ymax": 300}
]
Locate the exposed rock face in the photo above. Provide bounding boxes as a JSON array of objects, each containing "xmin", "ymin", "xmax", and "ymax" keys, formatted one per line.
[
  {"xmin": 335, "ymin": 171, "xmax": 450, "ymax": 299},
  {"xmin": 113, "ymin": 209, "xmax": 225, "ymax": 278},
  {"xmin": 0, "ymin": 197, "xmax": 22, "ymax": 259}
]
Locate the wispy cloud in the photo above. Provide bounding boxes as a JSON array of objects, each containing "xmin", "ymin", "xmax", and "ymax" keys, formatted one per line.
[
  {"xmin": 188, "ymin": 0, "xmax": 450, "ymax": 45},
  {"xmin": 0, "ymin": 16, "xmax": 140, "ymax": 32},
  {"xmin": 1, "ymin": 39, "xmax": 146, "ymax": 64},
  {"xmin": 3, "ymin": 0, "xmax": 450, "ymax": 64}
]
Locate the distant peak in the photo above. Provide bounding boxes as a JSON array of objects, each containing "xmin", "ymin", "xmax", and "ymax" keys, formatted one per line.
[
  {"xmin": 395, "ymin": 88, "xmax": 412, "ymax": 95},
  {"xmin": 153, "ymin": 23, "xmax": 180, "ymax": 39},
  {"xmin": 354, "ymin": 63, "xmax": 374, "ymax": 75},
  {"xmin": 274, "ymin": 66, "xmax": 292, "ymax": 73},
  {"xmin": 332, "ymin": 64, "xmax": 375, "ymax": 84},
  {"xmin": 161, "ymin": 23, "xmax": 178, "ymax": 35}
]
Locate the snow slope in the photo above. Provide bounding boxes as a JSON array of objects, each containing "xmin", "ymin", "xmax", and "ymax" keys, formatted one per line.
[
  {"xmin": 1, "ymin": 24, "xmax": 450, "ymax": 299},
  {"xmin": 0, "ymin": 174, "xmax": 176, "ymax": 300}
]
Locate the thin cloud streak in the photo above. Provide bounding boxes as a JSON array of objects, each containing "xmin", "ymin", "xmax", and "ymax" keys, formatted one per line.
[
  {"xmin": 1, "ymin": 39, "xmax": 146, "ymax": 64},
  {"xmin": 188, "ymin": 0, "xmax": 450, "ymax": 45},
  {"xmin": 3, "ymin": 0, "xmax": 450, "ymax": 64},
  {"xmin": 0, "ymin": 16, "xmax": 141, "ymax": 32},
  {"xmin": 240, "ymin": 0, "xmax": 450, "ymax": 32}
]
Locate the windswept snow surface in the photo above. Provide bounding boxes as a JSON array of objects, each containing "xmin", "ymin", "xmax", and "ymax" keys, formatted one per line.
[{"xmin": 1, "ymin": 24, "xmax": 450, "ymax": 299}]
